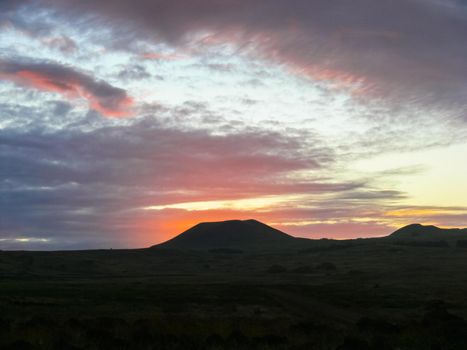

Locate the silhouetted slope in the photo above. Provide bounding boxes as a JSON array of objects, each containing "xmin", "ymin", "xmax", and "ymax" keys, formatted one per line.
[
  {"xmin": 154, "ymin": 219, "xmax": 295, "ymax": 250},
  {"xmin": 390, "ymin": 223, "xmax": 467, "ymax": 239},
  {"xmin": 386, "ymin": 223, "xmax": 467, "ymax": 247},
  {"xmin": 153, "ymin": 221, "xmax": 467, "ymax": 250}
]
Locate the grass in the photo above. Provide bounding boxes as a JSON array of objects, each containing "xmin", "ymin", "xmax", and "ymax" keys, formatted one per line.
[{"xmin": 2, "ymin": 241, "xmax": 467, "ymax": 348}]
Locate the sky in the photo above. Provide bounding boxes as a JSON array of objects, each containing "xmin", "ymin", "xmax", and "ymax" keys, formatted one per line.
[{"xmin": 1, "ymin": 0, "xmax": 467, "ymax": 250}]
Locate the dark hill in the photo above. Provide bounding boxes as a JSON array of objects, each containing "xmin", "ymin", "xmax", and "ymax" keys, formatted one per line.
[
  {"xmin": 389, "ymin": 223, "xmax": 467, "ymax": 239},
  {"xmin": 152, "ymin": 221, "xmax": 467, "ymax": 251},
  {"xmin": 153, "ymin": 219, "xmax": 295, "ymax": 250},
  {"xmin": 388, "ymin": 224, "xmax": 467, "ymax": 247}
]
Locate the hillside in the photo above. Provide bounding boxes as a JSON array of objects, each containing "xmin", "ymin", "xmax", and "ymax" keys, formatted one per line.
[
  {"xmin": 389, "ymin": 223, "xmax": 467, "ymax": 239},
  {"xmin": 153, "ymin": 221, "xmax": 467, "ymax": 250},
  {"xmin": 153, "ymin": 219, "xmax": 295, "ymax": 250},
  {"xmin": 387, "ymin": 223, "xmax": 467, "ymax": 247}
]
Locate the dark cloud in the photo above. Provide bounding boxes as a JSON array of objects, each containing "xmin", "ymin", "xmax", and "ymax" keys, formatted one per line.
[
  {"xmin": 0, "ymin": 117, "xmax": 345, "ymax": 248},
  {"xmin": 42, "ymin": 35, "xmax": 77, "ymax": 54},
  {"xmin": 51, "ymin": 100, "xmax": 73, "ymax": 116},
  {"xmin": 38, "ymin": 0, "xmax": 467, "ymax": 122},
  {"xmin": 0, "ymin": 58, "xmax": 133, "ymax": 117},
  {"xmin": 0, "ymin": 120, "xmax": 323, "ymax": 189},
  {"xmin": 0, "ymin": 0, "xmax": 31, "ymax": 15},
  {"xmin": 0, "ymin": 0, "xmax": 55, "ymax": 42},
  {"xmin": 1, "ymin": 113, "xmax": 465, "ymax": 248}
]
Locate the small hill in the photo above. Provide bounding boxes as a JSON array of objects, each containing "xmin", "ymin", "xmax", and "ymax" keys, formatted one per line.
[
  {"xmin": 390, "ymin": 224, "xmax": 441, "ymax": 238},
  {"xmin": 390, "ymin": 224, "xmax": 467, "ymax": 239},
  {"xmin": 153, "ymin": 219, "xmax": 295, "ymax": 250},
  {"xmin": 387, "ymin": 224, "xmax": 467, "ymax": 247}
]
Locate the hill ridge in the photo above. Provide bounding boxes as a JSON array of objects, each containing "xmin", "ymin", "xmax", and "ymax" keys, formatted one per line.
[
  {"xmin": 152, "ymin": 220, "xmax": 467, "ymax": 250},
  {"xmin": 389, "ymin": 223, "xmax": 467, "ymax": 240},
  {"xmin": 153, "ymin": 219, "xmax": 294, "ymax": 250}
]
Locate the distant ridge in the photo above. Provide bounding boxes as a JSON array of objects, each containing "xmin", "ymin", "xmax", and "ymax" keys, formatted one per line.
[
  {"xmin": 151, "ymin": 221, "xmax": 467, "ymax": 251},
  {"xmin": 153, "ymin": 219, "xmax": 295, "ymax": 250},
  {"xmin": 389, "ymin": 223, "xmax": 467, "ymax": 241}
]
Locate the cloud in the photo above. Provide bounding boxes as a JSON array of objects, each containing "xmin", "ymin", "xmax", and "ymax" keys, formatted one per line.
[
  {"xmin": 36, "ymin": 0, "xmax": 467, "ymax": 123},
  {"xmin": 0, "ymin": 117, "xmax": 330, "ymax": 192},
  {"xmin": 0, "ymin": 116, "xmax": 344, "ymax": 248},
  {"xmin": 1, "ymin": 113, "xmax": 466, "ymax": 248},
  {"xmin": 117, "ymin": 64, "xmax": 150, "ymax": 81},
  {"xmin": 42, "ymin": 35, "xmax": 77, "ymax": 54},
  {"xmin": 141, "ymin": 52, "xmax": 185, "ymax": 61},
  {"xmin": 0, "ymin": 59, "xmax": 133, "ymax": 117},
  {"xmin": 0, "ymin": 0, "xmax": 30, "ymax": 16}
]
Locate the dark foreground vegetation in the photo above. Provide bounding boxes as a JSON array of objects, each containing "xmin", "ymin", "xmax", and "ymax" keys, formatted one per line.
[{"xmin": 2, "ymin": 224, "xmax": 467, "ymax": 349}]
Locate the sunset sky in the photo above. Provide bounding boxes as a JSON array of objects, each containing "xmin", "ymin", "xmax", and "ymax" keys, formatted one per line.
[{"xmin": 1, "ymin": 0, "xmax": 467, "ymax": 249}]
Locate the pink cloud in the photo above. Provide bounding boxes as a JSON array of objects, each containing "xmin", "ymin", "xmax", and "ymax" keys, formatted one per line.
[
  {"xmin": 43, "ymin": 0, "xmax": 467, "ymax": 116},
  {"xmin": 141, "ymin": 52, "xmax": 185, "ymax": 61},
  {"xmin": 0, "ymin": 59, "xmax": 133, "ymax": 117}
]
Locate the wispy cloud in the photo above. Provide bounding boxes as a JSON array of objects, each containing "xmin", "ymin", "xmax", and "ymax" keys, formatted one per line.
[
  {"xmin": 42, "ymin": 0, "xmax": 467, "ymax": 122},
  {"xmin": 0, "ymin": 59, "xmax": 133, "ymax": 117},
  {"xmin": 0, "ymin": 116, "xmax": 344, "ymax": 247}
]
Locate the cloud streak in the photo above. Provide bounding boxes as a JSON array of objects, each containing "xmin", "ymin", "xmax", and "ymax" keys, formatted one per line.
[
  {"xmin": 0, "ymin": 59, "xmax": 133, "ymax": 117},
  {"xmin": 42, "ymin": 0, "xmax": 467, "ymax": 121},
  {"xmin": 3, "ymin": 113, "xmax": 463, "ymax": 248},
  {"xmin": 0, "ymin": 117, "xmax": 347, "ymax": 247}
]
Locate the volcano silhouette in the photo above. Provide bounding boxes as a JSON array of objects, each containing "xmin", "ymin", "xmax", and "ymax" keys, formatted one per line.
[
  {"xmin": 389, "ymin": 223, "xmax": 467, "ymax": 240},
  {"xmin": 155, "ymin": 219, "xmax": 294, "ymax": 250},
  {"xmin": 153, "ymin": 221, "xmax": 467, "ymax": 250}
]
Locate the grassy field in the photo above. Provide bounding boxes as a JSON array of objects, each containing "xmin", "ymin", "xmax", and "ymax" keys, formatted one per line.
[{"xmin": 1, "ymin": 240, "xmax": 467, "ymax": 349}]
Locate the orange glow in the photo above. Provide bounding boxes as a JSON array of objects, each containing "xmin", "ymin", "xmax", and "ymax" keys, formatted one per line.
[
  {"xmin": 133, "ymin": 209, "xmax": 398, "ymax": 246},
  {"xmin": 119, "ymin": 208, "xmax": 280, "ymax": 247},
  {"xmin": 103, "ymin": 201, "xmax": 467, "ymax": 248}
]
